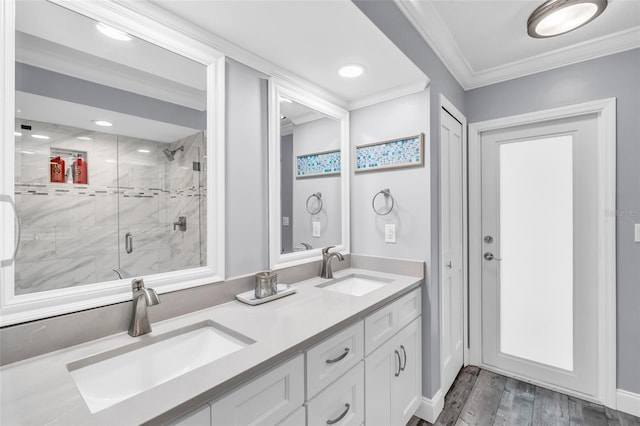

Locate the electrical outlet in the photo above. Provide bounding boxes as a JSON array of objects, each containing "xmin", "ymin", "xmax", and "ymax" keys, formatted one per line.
[
  {"xmin": 312, "ymin": 221, "xmax": 321, "ymax": 238},
  {"xmin": 385, "ymin": 224, "xmax": 396, "ymax": 243},
  {"xmin": 282, "ymin": 216, "xmax": 289, "ymax": 226}
]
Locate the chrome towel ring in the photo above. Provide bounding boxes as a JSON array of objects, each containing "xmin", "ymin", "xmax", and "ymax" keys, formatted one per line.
[
  {"xmin": 306, "ymin": 192, "xmax": 323, "ymax": 214},
  {"xmin": 372, "ymin": 188, "xmax": 394, "ymax": 216}
]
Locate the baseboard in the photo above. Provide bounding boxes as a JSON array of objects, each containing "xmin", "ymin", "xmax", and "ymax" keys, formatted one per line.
[
  {"xmin": 414, "ymin": 389, "xmax": 444, "ymax": 424},
  {"xmin": 617, "ymin": 389, "xmax": 640, "ymax": 418}
]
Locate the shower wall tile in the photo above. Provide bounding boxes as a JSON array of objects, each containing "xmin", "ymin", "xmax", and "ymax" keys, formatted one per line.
[
  {"xmin": 120, "ymin": 249, "xmax": 160, "ymax": 277},
  {"xmin": 55, "ymin": 226, "xmax": 118, "ymax": 258},
  {"xmin": 15, "ymin": 256, "xmax": 96, "ymax": 295},
  {"xmin": 16, "ymin": 227, "xmax": 56, "ymax": 262},
  {"xmin": 95, "ymin": 253, "xmax": 121, "ymax": 282}
]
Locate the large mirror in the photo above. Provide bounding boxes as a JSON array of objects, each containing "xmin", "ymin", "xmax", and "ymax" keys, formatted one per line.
[
  {"xmin": 269, "ymin": 80, "xmax": 349, "ymax": 269},
  {"xmin": 0, "ymin": 0, "xmax": 225, "ymax": 325}
]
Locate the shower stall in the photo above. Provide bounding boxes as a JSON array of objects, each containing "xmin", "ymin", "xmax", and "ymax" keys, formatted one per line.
[{"xmin": 13, "ymin": 119, "xmax": 207, "ymax": 294}]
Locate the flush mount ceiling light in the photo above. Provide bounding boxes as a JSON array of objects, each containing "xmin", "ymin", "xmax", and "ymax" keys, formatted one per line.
[
  {"xmin": 92, "ymin": 120, "xmax": 113, "ymax": 127},
  {"xmin": 77, "ymin": 136, "xmax": 92, "ymax": 141},
  {"xmin": 338, "ymin": 64, "xmax": 366, "ymax": 78},
  {"xmin": 527, "ymin": 0, "xmax": 608, "ymax": 38},
  {"xmin": 96, "ymin": 23, "xmax": 132, "ymax": 41},
  {"xmin": 31, "ymin": 134, "xmax": 50, "ymax": 140}
]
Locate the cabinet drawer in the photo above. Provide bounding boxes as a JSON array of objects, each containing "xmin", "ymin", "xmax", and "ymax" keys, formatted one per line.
[
  {"xmin": 211, "ymin": 354, "xmax": 304, "ymax": 426},
  {"xmin": 306, "ymin": 321, "xmax": 363, "ymax": 399},
  {"xmin": 275, "ymin": 406, "xmax": 306, "ymax": 426},
  {"xmin": 364, "ymin": 301, "xmax": 397, "ymax": 355},
  {"xmin": 307, "ymin": 362, "xmax": 364, "ymax": 426},
  {"xmin": 397, "ymin": 288, "xmax": 421, "ymax": 330}
]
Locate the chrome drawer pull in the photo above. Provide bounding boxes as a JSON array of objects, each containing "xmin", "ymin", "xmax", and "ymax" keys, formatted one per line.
[
  {"xmin": 394, "ymin": 350, "xmax": 401, "ymax": 377},
  {"xmin": 326, "ymin": 347, "xmax": 350, "ymax": 364},
  {"xmin": 400, "ymin": 345, "xmax": 407, "ymax": 371},
  {"xmin": 326, "ymin": 403, "xmax": 350, "ymax": 424}
]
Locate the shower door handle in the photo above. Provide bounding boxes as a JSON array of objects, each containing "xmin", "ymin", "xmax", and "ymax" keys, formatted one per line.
[
  {"xmin": 125, "ymin": 232, "xmax": 133, "ymax": 254},
  {"xmin": 0, "ymin": 194, "xmax": 21, "ymax": 267}
]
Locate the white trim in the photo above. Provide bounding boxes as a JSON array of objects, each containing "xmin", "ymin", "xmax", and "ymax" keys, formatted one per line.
[
  {"xmin": 414, "ymin": 390, "xmax": 444, "ymax": 424},
  {"xmin": 268, "ymin": 78, "xmax": 350, "ymax": 270},
  {"xmin": 347, "ymin": 80, "xmax": 429, "ymax": 111},
  {"xmin": 394, "ymin": 0, "xmax": 640, "ymax": 89},
  {"xmin": 617, "ymin": 389, "xmax": 640, "ymax": 418},
  {"xmin": 0, "ymin": 0, "xmax": 226, "ymax": 326},
  {"xmin": 438, "ymin": 95, "xmax": 470, "ymax": 394},
  {"xmin": 468, "ymin": 98, "xmax": 617, "ymax": 408}
]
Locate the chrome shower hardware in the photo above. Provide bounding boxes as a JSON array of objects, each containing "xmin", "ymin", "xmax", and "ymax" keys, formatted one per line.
[{"xmin": 173, "ymin": 216, "xmax": 187, "ymax": 231}]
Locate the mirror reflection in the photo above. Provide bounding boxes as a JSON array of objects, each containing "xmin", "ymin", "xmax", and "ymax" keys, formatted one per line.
[
  {"xmin": 279, "ymin": 97, "xmax": 341, "ymax": 254},
  {"xmin": 14, "ymin": 1, "xmax": 207, "ymax": 294}
]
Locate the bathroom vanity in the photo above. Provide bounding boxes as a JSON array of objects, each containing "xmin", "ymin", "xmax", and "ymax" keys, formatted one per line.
[{"xmin": 0, "ymin": 267, "xmax": 422, "ymax": 425}]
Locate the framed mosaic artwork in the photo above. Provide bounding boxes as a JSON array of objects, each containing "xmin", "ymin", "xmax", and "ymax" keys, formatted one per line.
[
  {"xmin": 355, "ymin": 133, "xmax": 424, "ymax": 173},
  {"xmin": 296, "ymin": 149, "xmax": 341, "ymax": 178}
]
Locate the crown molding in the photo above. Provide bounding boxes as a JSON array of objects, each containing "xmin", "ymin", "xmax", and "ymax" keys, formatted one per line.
[
  {"xmin": 468, "ymin": 27, "xmax": 640, "ymax": 89},
  {"xmin": 347, "ymin": 79, "xmax": 429, "ymax": 110},
  {"xmin": 394, "ymin": 0, "xmax": 640, "ymax": 90}
]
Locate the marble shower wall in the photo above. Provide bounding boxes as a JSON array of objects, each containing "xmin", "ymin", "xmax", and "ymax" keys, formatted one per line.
[{"xmin": 14, "ymin": 119, "xmax": 206, "ymax": 295}]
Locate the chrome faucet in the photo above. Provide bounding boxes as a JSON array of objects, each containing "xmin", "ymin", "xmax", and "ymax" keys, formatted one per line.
[
  {"xmin": 128, "ymin": 278, "xmax": 160, "ymax": 337},
  {"xmin": 320, "ymin": 246, "xmax": 344, "ymax": 279}
]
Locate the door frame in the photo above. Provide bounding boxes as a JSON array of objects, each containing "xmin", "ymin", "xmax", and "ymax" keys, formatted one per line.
[
  {"xmin": 438, "ymin": 94, "xmax": 469, "ymax": 388},
  {"xmin": 468, "ymin": 98, "xmax": 617, "ymax": 408}
]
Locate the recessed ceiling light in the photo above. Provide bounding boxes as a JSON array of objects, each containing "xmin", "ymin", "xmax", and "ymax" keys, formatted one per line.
[
  {"xmin": 105, "ymin": 159, "xmax": 116, "ymax": 163},
  {"xmin": 77, "ymin": 136, "xmax": 92, "ymax": 141},
  {"xmin": 92, "ymin": 120, "xmax": 113, "ymax": 127},
  {"xmin": 96, "ymin": 23, "xmax": 132, "ymax": 41},
  {"xmin": 137, "ymin": 149, "xmax": 151, "ymax": 153},
  {"xmin": 338, "ymin": 64, "xmax": 366, "ymax": 78},
  {"xmin": 20, "ymin": 150, "xmax": 34, "ymax": 155},
  {"xmin": 528, "ymin": 0, "xmax": 607, "ymax": 38},
  {"xmin": 31, "ymin": 134, "xmax": 50, "ymax": 140},
  {"xmin": 14, "ymin": 131, "xmax": 22, "ymax": 137},
  {"xmin": 280, "ymin": 98, "xmax": 293, "ymax": 104}
]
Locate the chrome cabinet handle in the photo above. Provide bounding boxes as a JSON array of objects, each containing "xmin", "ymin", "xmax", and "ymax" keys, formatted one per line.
[
  {"xmin": 0, "ymin": 194, "xmax": 21, "ymax": 267},
  {"xmin": 326, "ymin": 347, "xmax": 350, "ymax": 364},
  {"xmin": 125, "ymin": 232, "xmax": 133, "ymax": 254},
  {"xmin": 400, "ymin": 345, "xmax": 407, "ymax": 371},
  {"xmin": 394, "ymin": 350, "xmax": 401, "ymax": 377},
  {"xmin": 484, "ymin": 252, "xmax": 502, "ymax": 261},
  {"xmin": 326, "ymin": 403, "xmax": 350, "ymax": 425}
]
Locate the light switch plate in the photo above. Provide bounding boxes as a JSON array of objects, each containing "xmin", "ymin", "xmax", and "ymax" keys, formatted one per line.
[
  {"xmin": 385, "ymin": 224, "xmax": 396, "ymax": 243},
  {"xmin": 312, "ymin": 221, "xmax": 321, "ymax": 238},
  {"xmin": 282, "ymin": 216, "xmax": 289, "ymax": 226},
  {"xmin": 635, "ymin": 224, "xmax": 640, "ymax": 243}
]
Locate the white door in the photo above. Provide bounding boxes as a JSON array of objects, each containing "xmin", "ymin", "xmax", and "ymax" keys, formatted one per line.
[
  {"xmin": 440, "ymin": 108, "xmax": 465, "ymax": 393},
  {"xmin": 480, "ymin": 114, "xmax": 599, "ymax": 396}
]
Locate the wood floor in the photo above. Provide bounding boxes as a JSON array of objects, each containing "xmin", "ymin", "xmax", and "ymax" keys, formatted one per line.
[{"xmin": 407, "ymin": 366, "xmax": 640, "ymax": 426}]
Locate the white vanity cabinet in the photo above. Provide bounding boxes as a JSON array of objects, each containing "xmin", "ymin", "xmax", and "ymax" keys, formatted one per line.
[
  {"xmin": 168, "ymin": 287, "xmax": 421, "ymax": 426},
  {"xmin": 210, "ymin": 354, "xmax": 305, "ymax": 426},
  {"xmin": 364, "ymin": 289, "xmax": 422, "ymax": 426}
]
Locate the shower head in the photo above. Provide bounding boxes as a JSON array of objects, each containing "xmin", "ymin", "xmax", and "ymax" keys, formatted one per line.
[{"xmin": 163, "ymin": 146, "xmax": 184, "ymax": 161}]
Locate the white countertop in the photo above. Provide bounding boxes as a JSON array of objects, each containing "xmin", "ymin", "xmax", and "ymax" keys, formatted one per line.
[{"xmin": 0, "ymin": 268, "xmax": 421, "ymax": 425}]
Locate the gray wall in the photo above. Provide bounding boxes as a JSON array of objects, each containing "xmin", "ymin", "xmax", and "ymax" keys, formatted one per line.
[
  {"xmin": 350, "ymin": 89, "xmax": 435, "ymax": 397},
  {"xmin": 466, "ymin": 48, "xmax": 640, "ymax": 394},
  {"xmin": 353, "ymin": 0, "xmax": 466, "ymax": 398},
  {"xmin": 292, "ymin": 118, "xmax": 342, "ymax": 250},
  {"xmin": 281, "ymin": 134, "xmax": 294, "ymax": 253},
  {"xmin": 225, "ymin": 59, "xmax": 270, "ymax": 277}
]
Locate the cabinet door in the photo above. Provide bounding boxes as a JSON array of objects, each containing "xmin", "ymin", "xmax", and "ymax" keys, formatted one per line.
[
  {"xmin": 393, "ymin": 317, "xmax": 422, "ymax": 426},
  {"xmin": 169, "ymin": 404, "xmax": 211, "ymax": 426},
  {"xmin": 307, "ymin": 362, "xmax": 364, "ymax": 426},
  {"xmin": 364, "ymin": 302, "xmax": 398, "ymax": 355},
  {"xmin": 364, "ymin": 337, "xmax": 397, "ymax": 426},
  {"xmin": 211, "ymin": 355, "xmax": 304, "ymax": 426}
]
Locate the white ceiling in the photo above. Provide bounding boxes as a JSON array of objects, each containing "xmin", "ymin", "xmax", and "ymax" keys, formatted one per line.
[
  {"xmin": 150, "ymin": 0, "xmax": 428, "ymax": 109},
  {"xmin": 395, "ymin": 0, "xmax": 640, "ymax": 89}
]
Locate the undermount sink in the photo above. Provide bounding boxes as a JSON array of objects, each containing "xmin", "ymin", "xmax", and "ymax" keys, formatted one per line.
[
  {"xmin": 67, "ymin": 321, "xmax": 254, "ymax": 413},
  {"xmin": 316, "ymin": 273, "xmax": 393, "ymax": 296}
]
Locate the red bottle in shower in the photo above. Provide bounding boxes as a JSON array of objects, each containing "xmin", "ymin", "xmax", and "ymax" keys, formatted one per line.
[
  {"xmin": 73, "ymin": 154, "xmax": 87, "ymax": 184},
  {"xmin": 50, "ymin": 156, "xmax": 65, "ymax": 183}
]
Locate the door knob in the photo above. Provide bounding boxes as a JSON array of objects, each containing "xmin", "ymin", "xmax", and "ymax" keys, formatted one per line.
[{"xmin": 484, "ymin": 252, "xmax": 502, "ymax": 261}]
